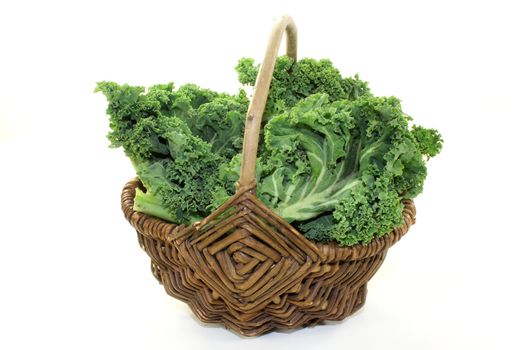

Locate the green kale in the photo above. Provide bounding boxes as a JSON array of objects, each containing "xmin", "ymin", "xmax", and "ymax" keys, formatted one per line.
[
  {"xmin": 96, "ymin": 81, "xmax": 231, "ymax": 224},
  {"xmin": 235, "ymin": 56, "xmax": 370, "ymax": 118},
  {"xmin": 411, "ymin": 125, "xmax": 443, "ymax": 158},
  {"xmin": 98, "ymin": 56, "xmax": 442, "ymax": 247},
  {"xmin": 299, "ymin": 214, "xmax": 335, "ymax": 243},
  {"xmin": 182, "ymin": 91, "xmax": 249, "ymax": 159},
  {"xmin": 245, "ymin": 94, "xmax": 441, "ymax": 245}
]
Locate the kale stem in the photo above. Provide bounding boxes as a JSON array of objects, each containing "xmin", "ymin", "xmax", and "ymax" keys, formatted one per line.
[{"xmin": 133, "ymin": 188, "xmax": 177, "ymax": 222}]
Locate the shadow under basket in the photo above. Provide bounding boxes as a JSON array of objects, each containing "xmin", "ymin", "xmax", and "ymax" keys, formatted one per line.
[
  {"xmin": 118, "ymin": 16, "xmax": 417, "ymax": 337},
  {"xmin": 121, "ymin": 178, "xmax": 416, "ymax": 336}
]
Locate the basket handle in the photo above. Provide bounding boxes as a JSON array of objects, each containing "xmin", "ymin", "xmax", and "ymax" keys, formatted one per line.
[{"xmin": 237, "ymin": 15, "xmax": 297, "ymax": 191}]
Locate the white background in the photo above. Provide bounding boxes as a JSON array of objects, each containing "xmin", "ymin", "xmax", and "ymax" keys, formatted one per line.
[{"xmin": 1, "ymin": 0, "xmax": 524, "ymax": 349}]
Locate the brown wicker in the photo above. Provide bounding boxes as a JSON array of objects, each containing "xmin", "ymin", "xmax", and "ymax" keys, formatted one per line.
[{"xmin": 119, "ymin": 15, "xmax": 417, "ymax": 337}]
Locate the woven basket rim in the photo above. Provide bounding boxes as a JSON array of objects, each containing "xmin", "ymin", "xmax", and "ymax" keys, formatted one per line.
[{"xmin": 121, "ymin": 177, "xmax": 416, "ymax": 262}]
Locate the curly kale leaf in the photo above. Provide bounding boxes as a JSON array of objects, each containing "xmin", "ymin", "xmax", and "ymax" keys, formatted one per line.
[
  {"xmin": 330, "ymin": 170, "xmax": 404, "ymax": 245},
  {"xmin": 252, "ymin": 93, "xmax": 441, "ymax": 246},
  {"xmin": 95, "ymin": 81, "xmax": 193, "ymax": 162},
  {"xmin": 183, "ymin": 91, "xmax": 249, "ymax": 159},
  {"xmin": 299, "ymin": 214, "xmax": 335, "ymax": 243},
  {"xmin": 235, "ymin": 56, "xmax": 370, "ymax": 118},
  {"xmin": 96, "ymin": 81, "xmax": 226, "ymax": 224},
  {"xmin": 134, "ymin": 129, "xmax": 224, "ymax": 223},
  {"xmin": 411, "ymin": 125, "xmax": 443, "ymax": 158},
  {"xmin": 259, "ymin": 94, "xmax": 358, "ymax": 221}
]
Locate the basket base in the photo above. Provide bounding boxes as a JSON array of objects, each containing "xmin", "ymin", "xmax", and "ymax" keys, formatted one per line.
[{"xmin": 149, "ymin": 259, "xmax": 370, "ymax": 337}]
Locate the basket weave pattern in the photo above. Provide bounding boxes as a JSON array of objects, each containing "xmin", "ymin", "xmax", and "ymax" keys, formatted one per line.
[{"xmin": 122, "ymin": 178, "xmax": 415, "ymax": 336}]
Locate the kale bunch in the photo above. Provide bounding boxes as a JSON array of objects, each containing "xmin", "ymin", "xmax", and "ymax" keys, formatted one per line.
[{"xmin": 97, "ymin": 57, "xmax": 442, "ymax": 246}]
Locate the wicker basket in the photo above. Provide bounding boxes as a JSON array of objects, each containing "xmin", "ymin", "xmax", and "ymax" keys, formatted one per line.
[{"xmin": 120, "ymin": 16, "xmax": 417, "ymax": 337}]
